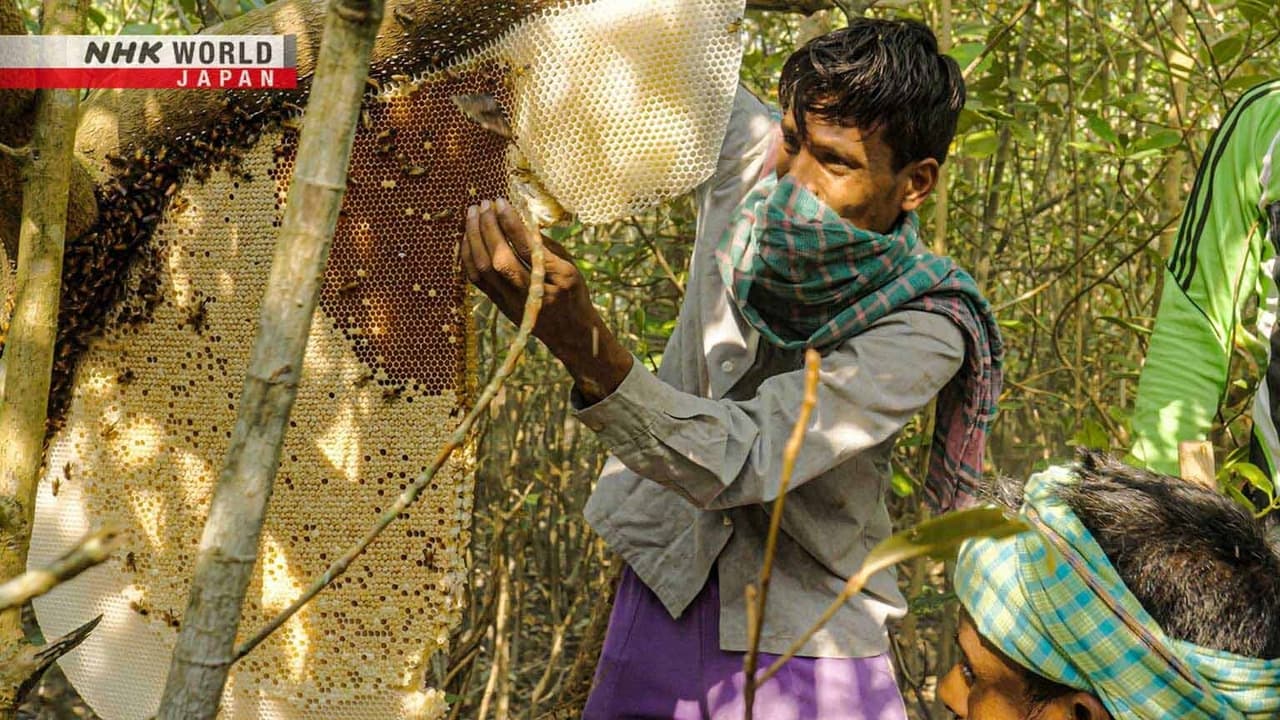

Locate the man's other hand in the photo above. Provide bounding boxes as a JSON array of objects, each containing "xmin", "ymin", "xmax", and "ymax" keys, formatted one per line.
[{"xmin": 462, "ymin": 198, "xmax": 633, "ymax": 404}]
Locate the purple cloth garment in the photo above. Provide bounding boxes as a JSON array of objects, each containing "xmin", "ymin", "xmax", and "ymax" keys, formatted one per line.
[{"xmin": 583, "ymin": 567, "xmax": 908, "ymax": 720}]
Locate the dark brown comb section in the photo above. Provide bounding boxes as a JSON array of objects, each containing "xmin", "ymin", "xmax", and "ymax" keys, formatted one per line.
[{"xmin": 273, "ymin": 63, "xmax": 513, "ymax": 395}]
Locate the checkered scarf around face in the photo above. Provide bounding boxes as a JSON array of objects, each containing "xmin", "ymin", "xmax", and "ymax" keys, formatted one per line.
[
  {"xmin": 716, "ymin": 173, "xmax": 1004, "ymax": 511},
  {"xmin": 954, "ymin": 466, "xmax": 1280, "ymax": 719}
]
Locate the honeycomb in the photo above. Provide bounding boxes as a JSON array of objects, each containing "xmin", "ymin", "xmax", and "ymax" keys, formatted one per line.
[
  {"xmin": 19, "ymin": 1, "xmax": 745, "ymax": 718},
  {"xmin": 25, "ymin": 64, "xmax": 511, "ymax": 720},
  {"xmin": 489, "ymin": 0, "xmax": 746, "ymax": 222}
]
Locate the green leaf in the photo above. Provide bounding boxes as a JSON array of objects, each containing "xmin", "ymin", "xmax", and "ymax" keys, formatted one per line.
[
  {"xmin": 1066, "ymin": 140, "xmax": 1112, "ymax": 155},
  {"xmin": 1123, "ymin": 149, "xmax": 1163, "ymax": 162},
  {"xmin": 859, "ymin": 508, "xmax": 1029, "ymax": 578},
  {"xmin": 86, "ymin": 6, "xmax": 108, "ymax": 29},
  {"xmin": 544, "ymin": 220, "xmax": 581, "ymax": 244},
  {"xmin": 954, "ymin": 108, "xmax": 984, "ymax": 135},
  {"xmin": 122, "ymin": 22, "xmax": 161, "ymax": 34},
  {"xmin": 1211, "ymin": 34, "xmax": 1245, "ymax": 66},
  {"xmin": 1127, "ymin": 129, "xmax": 1182, "ymax": 155},
  {"xmin": 958, "ymin": 129, "xmax": 999, "ymax": 159},
  {"xmin": 891, "ymin": 472, "xmax": 915, "ymax": 498},
  {"xmin": 1068, "ymin": 417, "xmax": 1109, "ymax": 450},
  {"xmin": 1106, "ymin": 405, "xmax": 1131, "ymax": 430},
  {"xmin": 976, "ymin": 106, "xmax": 1015, "ymax": 122},
  {"xmin": 947, "ymin": 42, "xmax": 986, "ymax": 69},
  {"xmin": 1233, "ymin": 462, "xmax": 1274, "ymax": 501},
  {"xmin": 1238, "ymin": 0, "xmax": 1278, "ymax": 27},
  {"xmin": 1226, "ymin": 74, "xmax": 1274, "ymax": 92},
  {"xmin": 1225, "ymin": 483, "xmax": 1259, "ymax": 514},
  {"xmin": 967, "ymin": 74, "xmax": 1004, "ymax": 93},
  {"xmin": 1009, "ymin": 122, "xmax": 1036, "ymax": 146},
  {"xmin": 1086, "ymin": 114, "xmax": 1119, "ymax": 146}
]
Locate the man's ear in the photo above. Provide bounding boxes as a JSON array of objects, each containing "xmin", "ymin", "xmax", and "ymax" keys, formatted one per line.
[
  {"xmin": 899, "ymin": 157, "xmax": 940, "ymax": 213},
  {"xmin": 1067, "ymin": 692, "xmax": 1112, "ymax": 720}
]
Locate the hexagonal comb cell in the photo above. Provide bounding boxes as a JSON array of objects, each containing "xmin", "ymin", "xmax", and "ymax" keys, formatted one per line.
[{"xmin": 274, "ymin": 62, "xmax": 511, "ymax": 394}]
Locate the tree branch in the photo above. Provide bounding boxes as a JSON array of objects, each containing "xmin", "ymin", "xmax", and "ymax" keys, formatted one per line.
[
  {"xmin": 155, "ymin": 0, "xmax": 385, "ymax": 713},
  {"xmin": 0, "ymin": 615, "xmax": 101, "ymax": 710},
  {"xmin": 0, "ymin": 527, "xmax": 119, "ymax": 612},
  {"xmin": 0, "ymin": 143, "xmax": 28, "ymax": 161},
  {"xmin": 75, "ymin": 0, "xmax": 571, "ymax": 171},
  {"xmin": 0, "ymin": 0, "xmax": 88, "ymax": 662},
  {"xmin": 745, "ymin": 0, "xmax": 838, "ymax": 13},
  {"xmin": 743, "ymin": 350, "xmax": 821, "ymax": 720},
  {"xmin": 745, "ymin": 0, "xmax": 912, "ymax": 15}
]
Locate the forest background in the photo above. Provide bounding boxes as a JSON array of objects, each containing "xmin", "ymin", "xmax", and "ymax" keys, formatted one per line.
[{"xmin": 9, "ymin": 0, "xmax": 1280, "ymax": 718}]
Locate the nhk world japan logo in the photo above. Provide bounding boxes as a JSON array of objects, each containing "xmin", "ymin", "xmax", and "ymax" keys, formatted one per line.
[{"xmin": 0, "ymin": 35, "xmax": 297, "ymax": 89}]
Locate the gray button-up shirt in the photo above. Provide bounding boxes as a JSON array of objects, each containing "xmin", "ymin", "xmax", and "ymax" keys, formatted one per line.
[{"xmin": 576, "ymin": 88, "xmax": 965, "ymax": 658}]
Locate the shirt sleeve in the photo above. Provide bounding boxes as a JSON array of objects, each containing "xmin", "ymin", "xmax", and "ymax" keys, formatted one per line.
[
  {"xmin": 697, "ymin": 85, "xmax": 779, "ymax": 205},
  {"xmin": 1131, "ymin": 80, "xmax": 1280, "ymax": 475},
  {"xmin": 573, "ymin": 311, "xmax": 965, "ymax": 510}
]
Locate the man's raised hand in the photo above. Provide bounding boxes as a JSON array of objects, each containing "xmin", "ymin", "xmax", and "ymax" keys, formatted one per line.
[{"xmin": 461, "ymin": 198, "xmax": 633, "ymax": 403}]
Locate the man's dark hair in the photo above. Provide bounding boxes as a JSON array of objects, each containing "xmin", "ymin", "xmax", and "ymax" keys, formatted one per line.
[
  {"xmin": 994, "ymin": 449, "xmax": 1280, "ymax": 660},
  {"xmin": 778, "ymin": 18, "xmax": 965, "ymax": 171}
]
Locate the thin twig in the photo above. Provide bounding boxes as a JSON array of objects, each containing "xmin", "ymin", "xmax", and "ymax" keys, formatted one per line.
[
  {"xmin": 234, "ymin": 228, "xmax": 547, "ymax": 661},
  {"xmin": 628, "ymin": 218, "xmax": 684, "ymax": 297},
  {"xmin": 0, "ymin": 527, "xmax": 119, "ymax": 611},
  {"xmin": 756, "ymin": 567, "xmax": 873, "ymax": 685},
  {"xmin": 742, "ymin": 349, "xmax": 820, "ymax": 720}
]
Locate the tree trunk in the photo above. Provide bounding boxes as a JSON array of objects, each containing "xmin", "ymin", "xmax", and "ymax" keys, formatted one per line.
[
  {"xmin": 931, "ymin": 0, "xmax": 952, "ymax": 256},
  {"xmin": 0, "ymin": 0, "xmax": 86, "ymax": 708},
  {"xmin": 153, "ymin": 0, "xmax": 383, "ymax": 714},
  {"xmin": 1152, "ymin": 0, "xmax": 1187, "ymax": 312},
  {"xmin": 972, "ymin": 1, "xmax": 1035, "ymax": 290}
]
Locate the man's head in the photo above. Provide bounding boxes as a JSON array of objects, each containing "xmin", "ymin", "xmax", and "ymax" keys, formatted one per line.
[
  {"xmin": 775, "ymin": 18, "xmax": 964, "ymax": 233},
  {"xmin": 940, "ymin": 451, "xmax": 1280, "ymax": 719}
]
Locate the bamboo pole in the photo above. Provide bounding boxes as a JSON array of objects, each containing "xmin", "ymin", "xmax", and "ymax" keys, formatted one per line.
[
  {"xmin": 155, "ymin": 0, "xmax": 384, "ymax": 713},
  {"xmin": 0, "ymin": 0, "xmax": 86, "ymax": 708}
]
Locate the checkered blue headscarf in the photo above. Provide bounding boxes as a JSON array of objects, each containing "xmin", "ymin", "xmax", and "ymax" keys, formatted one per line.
[
  {"xmin": 954, "ymin": 466, "xmax": 1280, "ymax": 719},
  {"xmin": 716, "ymin": 173, "xmax": 1003, "ymax": 511}
]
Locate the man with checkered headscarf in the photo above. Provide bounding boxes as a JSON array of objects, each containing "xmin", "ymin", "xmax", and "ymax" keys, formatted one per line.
[{"xmin": 942, "ymin": 450, "xmax": 1280, "ymax": 719}]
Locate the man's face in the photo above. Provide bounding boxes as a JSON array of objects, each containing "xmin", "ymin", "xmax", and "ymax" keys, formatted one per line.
[
  {"xmin": 776, "ymin": 108, "xmax": 938, "ymax": 234},
  {"xmin": 937, "ymin": 613, "xmax": 1108, "ymax": 720}
]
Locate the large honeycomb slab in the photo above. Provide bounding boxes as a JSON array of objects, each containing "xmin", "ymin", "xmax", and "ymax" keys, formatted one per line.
[
  {"xmin": 21, "ymin": 0, "xmax": 746, "ymax": 718},
  {"xmin": 30, "ymin": 113, "xmax": 478, "ymax": 718}
]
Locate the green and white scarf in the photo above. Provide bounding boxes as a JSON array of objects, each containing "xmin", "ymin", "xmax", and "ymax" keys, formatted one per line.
[
  {"xmin": 955, "ymin": 466, "xmax": 1280, "ymax": 719},
  {"xmin": 716, "ymin": 173, "xmax": 1004, "ymax": 510}
]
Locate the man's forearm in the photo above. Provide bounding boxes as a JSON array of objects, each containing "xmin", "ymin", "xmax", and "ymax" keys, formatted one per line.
[{"xmin": 552, "ymin": 316, "xmax": 634, "ymax": 405}]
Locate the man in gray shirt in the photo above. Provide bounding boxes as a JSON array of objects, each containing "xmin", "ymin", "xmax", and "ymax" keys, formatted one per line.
[{"xmin": 461, "ymin": 18, "xmax": 1001, "ymax": 719}]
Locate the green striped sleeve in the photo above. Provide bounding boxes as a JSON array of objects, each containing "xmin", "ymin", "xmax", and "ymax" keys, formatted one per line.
[{"xmin": 1131, "ymin": 80, "xmax": 1280, "ymax": 476}]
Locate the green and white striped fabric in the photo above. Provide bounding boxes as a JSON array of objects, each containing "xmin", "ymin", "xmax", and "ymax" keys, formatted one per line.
[
  {"xmin": 954, "ymin": 465, "xmax": 1280, "ymax": 719},
  {"xmin": 714, "ymin": 173, "xmax": 1003, "ymax": 510}
]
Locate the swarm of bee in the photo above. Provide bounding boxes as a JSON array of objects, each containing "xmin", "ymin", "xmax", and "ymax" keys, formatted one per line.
[{"xmin": 49, "ymin": 95, "xmax": 297, "ymax": 434}]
